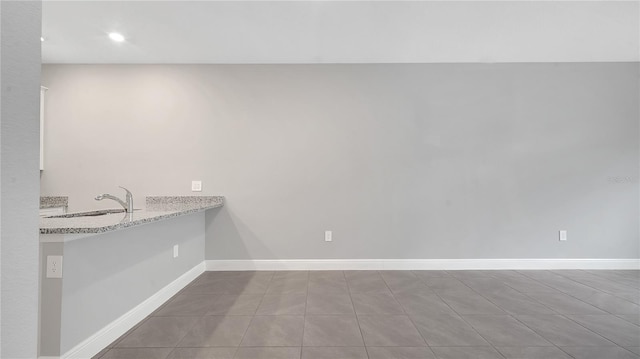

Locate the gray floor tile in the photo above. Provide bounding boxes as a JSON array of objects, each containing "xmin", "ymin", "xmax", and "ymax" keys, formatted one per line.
[
  {"xmin": 186, "ymin": 276, "xmax": 272, "ymax": 295},
  {"xmin": 308, "ymin": 274, "xmax": 349, "ymax": 294},
  {"xmin": 559, "ymin": 346, "xmax": 640, "ymax": 359},
  {"xmin": 366, "ymin": 346, "xmax": 436, "ymax": 358},
  {"xmin": 422, "ymin": 278, "xmax": 470, "ymax": 293},
  {"xmin": 302, "ymin": 347, "xmax": 368, "ymax": 359},
  {"xmin": 567, "ymin": 314, "xmax": 640, "ymax": 347},
  {"xmin": 240, "ymin": 316, "xmax": 304, "ymax": 347},
  {"xmin": 460, "ymin": 277, "xmax": 514, "ymax": 293},
  {"xmin": 154, "ymin": 294, "xmax": 215, "ymax": 317},
  {"xmin": 515, "ymin": 315, "xmax": 613, "ymax": 346},
  {"xmin": 351, "ymin": 292, "xmax": 404, "ymax": 314},
  {"xmin": 554, "ymin": 271, "xmax": 637, "ymax": 296},
  {"xmin": 525, "ymin": 291, "xmax": 607, "ymax": 314},
  {"xmin": 448, "ymin": 270, "xmax": 494, "ymax": 279},
  {"xmin": 438, "ymin": 291, "xmax": 505, "ymax": 315},
  {"xmin": 627, "ymin": 347, "xmax": 640, "ymax": 356},
  {"xmin": 116, "ymin": 316, "xmax": 198, "ymax": 348},
  {"xmin": 480, "ymin": 289, "xmax": 556, "ymax": 315},
  {"xmin": 580, "ymin": 292, "xmax": 640, "ymax": 315},
  {"xmin": 395, "ymin": 293, "xmax": 456, "ymax": 315},
  {"xmin": 379, "ymin": 271, "xmax": 419, "ymax": 281},
  {"xmin": 207, "ymin": 295, "xmax": 263, "ymax": 315},
  {"xmin": 410, "ymin": 313, "xmax": 489, "ymax": 346},
  {"xmin": 344, "ymin": 270, "xmax": 380, "ymax": 279},
  {"xmin": 357, "ymin": 315, "xmax": 426, "ymax": 347},
  {"xmin": 346, "ymin": 275, "xmax": 391, "ymax": 294},
  {"xmin": 178, "ymin": 316, "xmax": 252, "ymax": 347},
  {"xmin": 167, "ymin": 347, "xmax": 236, "ymax": 359},
  {"xmin": 306, "ymin": 292, "xmax": 354, "ymax": 315},
  {"xmin": 495, "ymin": 346, "xmax": 573, "ymax": 358},
  {"xmin": 430, "ymin": 346, "xmax": 503, "ymax": 359},
  {"xmin": 617, "ymin": 314, "xmax": 640, "ymax": 326},
  {"xmin": 394, "ymin": 292, "xmax": 457, "ymax": 316},
  {"xmin": 499, "ymin": 277, "xmax": 557, "ymax": 294},
  {"xmin": 519, "ymin": 272, "xmax": 602, "ymax": 300},
  {"xmin": 256, "ymin": 294, "xmax": 307, "ymax": 315},
  {"xmin": 412, "ymin": 270, "xmax": 451, "ymax": 280},
  {"xmin": 308, "ymin": 270, "xmax": 344, "ymax": 279},
  {"xmin": 303, "ymin": 315, "xmax": 364, "ymax": 347},
  {"xmin": 267, "ymin": 277, "xmax": 308, "ymax": 294},
  {"xmin": 617, "ymin": 289, "xmax": 640, "ymax": 305},
  {"xmin": 108, "ymin": 318, "xmax": 150, "ymax": 348},
  {"xmin": 199, "ymin": 271, "xmax": 274, "ymax": 281},
  {"xmin": 92, "ymin": 347, "xmax": 110, "ymax": 359},
  {"xmin": 101, "ymin": 348, "xmax": 173, "ymax": 359},
  {"xmin": 95, "ymin": 270, "xmax": 640, "ymax": 359},
  {"xmin": 233, "ymin": 347, "xmax": 301, "ymax": 359},
  {"xmin": 193, "ymin": 271, "xmax": 274, "ymax": 284},
  {"xmin": 273, "ymin": 271, "xmax": 309, "ymax": 280},
  {"xmin": 385, "ymin": 280, "xmax": 434, "ymax": 295},
  {"xmin": 381, "ymin": 271, "xmax": 433, "ymax": 295},
  {"xmin": 462, "ymin": 315, "xmax": 552, "ymax": 347}
]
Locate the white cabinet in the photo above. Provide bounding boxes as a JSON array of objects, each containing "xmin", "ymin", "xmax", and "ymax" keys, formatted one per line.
[{"xmin": 40, "ymin": 86, "xmax": 47, "ymax": 170}]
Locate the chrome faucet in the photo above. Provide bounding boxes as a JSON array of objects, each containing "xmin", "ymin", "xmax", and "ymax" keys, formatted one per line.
[{"xmin": 95, "ymin": 186, "xmax": 134, "ymax": 213}]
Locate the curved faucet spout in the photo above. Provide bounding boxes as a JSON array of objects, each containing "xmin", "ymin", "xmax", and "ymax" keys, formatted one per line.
[{"xmin": 95, "ymin": 187, "xmax": 134, "ymax": 212}]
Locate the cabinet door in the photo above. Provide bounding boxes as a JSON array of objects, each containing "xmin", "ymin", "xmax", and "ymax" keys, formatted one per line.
[{"xmin": 40, "ymin": 86, "xmax": 47, "ymax": 170}]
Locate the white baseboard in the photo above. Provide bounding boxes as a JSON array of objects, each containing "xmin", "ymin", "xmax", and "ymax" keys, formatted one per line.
[
  {"xmin": 60, "ymin": 262, "xmax": 205, "ymax": 359},
  {"xmin": 205, "ymin": 258, "xmax": 640, "ymax": 271}
]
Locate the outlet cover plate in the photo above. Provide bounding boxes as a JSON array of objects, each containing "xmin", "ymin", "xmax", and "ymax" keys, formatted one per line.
[
  {"xmin": 191, "ymin": 180, "xmax": 202, "ymax": 192},
  {"xmin": 559, "ymin": 230, "xmax": 567, "ymax": 241},
  {"xmin": 47, "ymin": 255, "xmax": 63, "ymax": 278}
]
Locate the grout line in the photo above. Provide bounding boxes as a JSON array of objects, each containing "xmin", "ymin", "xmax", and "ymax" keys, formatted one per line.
[
  {"xmin": 300, "ymin": 272, "xmax": 309, "ymax": 358},
  {"xmin": 516, "ymin": 271, "xmax": 637, "ymax": 318},
  {"xmin": 424, "ymin": 274, "xmax": 507, "ymax": 359},
  {"xmin": 345, "ymin": 270, "xmax": 372, "ymax": 358},
  {"xmin": 448, "ymin": 273, "xmax": 625, "ymax": 357}
]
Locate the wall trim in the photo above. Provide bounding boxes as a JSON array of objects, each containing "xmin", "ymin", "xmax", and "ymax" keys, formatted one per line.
[
  {"xmin": 59, "ymin": 261, "xmax": 205, "ymax": 359},
  {"xmin": 205, "ymin": 258, "xmax": 640, "ymax": 271}
]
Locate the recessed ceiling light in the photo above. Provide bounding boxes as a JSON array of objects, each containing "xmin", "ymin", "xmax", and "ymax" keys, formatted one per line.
[{"xmin": 108, "ymin": 32, "xmax": 125, "ymax": 42}]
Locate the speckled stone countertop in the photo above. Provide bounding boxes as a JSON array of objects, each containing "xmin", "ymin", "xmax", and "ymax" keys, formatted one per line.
[
  {"xmin": 40, "ymin": 196, "xmax": 224, "ymax": 235},
  {"xmin": 40, "ymin": 196, "xmax": 69, "ymax": 209}
]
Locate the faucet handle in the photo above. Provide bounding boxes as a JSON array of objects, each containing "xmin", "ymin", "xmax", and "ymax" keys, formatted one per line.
[
  {"xmin": 118, "ymin": 186, "xmax": 134, "ymax": 212},
  {"xmin": 119, "ymin": 186, "xmax": 132, "ymax": 198}
]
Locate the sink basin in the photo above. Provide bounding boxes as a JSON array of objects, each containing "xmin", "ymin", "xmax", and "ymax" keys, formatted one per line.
[{"xmin": 47, "ymin": 209, "xmax": 126, "ymax": 218}]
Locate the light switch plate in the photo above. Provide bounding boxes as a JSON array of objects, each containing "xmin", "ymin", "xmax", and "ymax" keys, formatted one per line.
[
  {"xmin": 47, "ymin": 255, "xmax": 63, "ymax": 278},
  {"xmin": 191, "ymin": 180, "xmax": 202, "ymax": 192}
]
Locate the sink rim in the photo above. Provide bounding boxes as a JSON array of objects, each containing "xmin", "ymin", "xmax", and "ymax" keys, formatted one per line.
[{"xmin": 46, "ymin": 209, "xmax": 127, "ymax": 218}]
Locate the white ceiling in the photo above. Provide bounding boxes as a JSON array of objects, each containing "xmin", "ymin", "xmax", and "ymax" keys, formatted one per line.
[{"xmin": 42, "ymin": 1, "xmax": 640, "ymax": 64}]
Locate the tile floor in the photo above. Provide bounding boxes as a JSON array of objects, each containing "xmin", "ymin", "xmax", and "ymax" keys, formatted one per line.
[{"xmin": 93, "ymin": 270, "xmax": 640, "ymax": 359}]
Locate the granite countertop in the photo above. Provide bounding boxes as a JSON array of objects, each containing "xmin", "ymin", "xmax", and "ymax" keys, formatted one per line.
[
  {"xmin": 40, "ymin": 196, "xmax": 69, "ymax": 209},
  {"xmin": 40, "ymin": 196, "xmax": 224, "ymax": 235}
]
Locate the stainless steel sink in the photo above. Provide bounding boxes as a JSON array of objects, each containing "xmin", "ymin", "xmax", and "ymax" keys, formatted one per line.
[{"xmin": 47, "ymin": 209, "xmax": 126, "ymax": 218}]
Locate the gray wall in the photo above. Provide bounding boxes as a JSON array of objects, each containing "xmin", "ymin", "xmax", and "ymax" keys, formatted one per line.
[
  {"xmin": 41, "ymin": 63, "xmax": 639, "ymax": 260},
  {"xmin": 39, "ymin": 213, "xmax": 205, "ymax": 356},
  {"xmin": 1, "ymin": 2, "xmax": 41, "ymax": 357}
]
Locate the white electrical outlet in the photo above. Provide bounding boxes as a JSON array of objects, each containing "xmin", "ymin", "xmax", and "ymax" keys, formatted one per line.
[
  {"xmin": 325, "ymin": 230, "xmax": 332, "ymax": 242},
  {"xmin": 191, "ymin": 180, "xmax": 202, "ymax": 192},
  {"xmin": 173, "ymin": 244, "xmax": 179, "ymax": 258},
  {"xmin": 559, "ymin": 230, "xmax": 567, "ymax": 241},
  {"xmin": 47, "ymin": 255, "xmax": 63, "ymax": 278}
]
